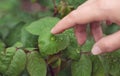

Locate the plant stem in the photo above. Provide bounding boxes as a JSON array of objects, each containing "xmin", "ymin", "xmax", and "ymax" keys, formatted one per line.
[
  {"xmin": 52, "ymin": 0, "xmax": 57, "ymax": 8},
  {"xmin": 81, "ymin": 51, "xmax": 92, "ymax": 55},
  {"xmin": 52, "ymin": 0, "xmax": 58, "ymax": 16},
  {"xmin": 49, "ymin": 65, "xmax": 55, "ymax": 76}
]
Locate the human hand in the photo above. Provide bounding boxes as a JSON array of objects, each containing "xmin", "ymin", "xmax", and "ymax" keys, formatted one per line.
[{"xmin": 51, "ymin": 0, "xmax": 120, "ymax": 55}]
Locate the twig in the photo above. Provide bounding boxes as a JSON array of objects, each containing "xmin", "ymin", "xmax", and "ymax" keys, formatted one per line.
[
  {"xmin": 52, "ymin": 0, "xmax": 58, "ymax": 16},
  {"xmin": 52, "ymin": 0, "xmax": 57, "ymax": 8},
  {"xmin": 80, "ymin": 51, "xmax": 92, "ymax": 55},
  {"xmin": 49, "ymin": 65, "xmax": 55, "ymax": 76}
]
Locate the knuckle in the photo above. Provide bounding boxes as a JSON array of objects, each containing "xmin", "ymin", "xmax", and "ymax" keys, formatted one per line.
[{"xmin": 88, "ymin": 0, "xmax": 108, "ymax": 20}]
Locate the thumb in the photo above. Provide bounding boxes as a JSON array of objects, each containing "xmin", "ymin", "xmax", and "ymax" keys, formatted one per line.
[{"xmin": 92, "ymin": 31, "xmax": 120, "ymax": 55}]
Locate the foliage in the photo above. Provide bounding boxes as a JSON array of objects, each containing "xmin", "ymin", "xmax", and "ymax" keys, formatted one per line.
[
  {"xmin": 27, "ymin": 52, "xmax": 47, "ymax": 76},
  {"xmin": 71, "ymin": 55, "xmax": 92, "ymax": 76},
  {"xmin": 0, "ymin": 0, "xmax": 120, "ymax": 76}
]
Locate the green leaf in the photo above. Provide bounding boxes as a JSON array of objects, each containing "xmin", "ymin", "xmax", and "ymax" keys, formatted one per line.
[
  {"xmin": 27, "ymin": 52, "xmax": 47, "ymax": 76},
  {"xmin": 71, "ymin": 55, "xmax": 92, "ymax": 76},
  {"xmin": 5, "ymin": 49, "xmax": 26, "ymax": 76},
  {"xmin": 91, "ymin": 56, "xmax": 105, "ymax": 76},
  {"xmin": 58, "ymin": 62, "xmax": 72, "ymax": 76},
  {"xmin": 5, "ymin": 22, "xmax": 38, "ymax": 48},
  {"xmin": 58, "ymin": 67, "xmax": 71, "ymax": 76},
  {"xmin": 38, "ymin": 0, "xmax": 53, "ymax": 9},
  {"xmin": 99, "ymin": 50, "xmax": 120, "ymax": 76},
  {"xmin": 13, "ymin": 42, "xmax": 23, "ymax": 48},
  {"xmin": 0, "ymin": 47, "xmax": 26, "ymax": 76},
  {"xmin": 5, "ymin": 22, "xmax": 25, "ymax": 46},
  {"xmin": 0, "ymin": 0, "xmax": 19, "ymax": 11},
  {"xmin": 0, "ymin": 47, "xmax": 15, "ymax": 73},
  {"xmin": 105, "ymin": 23, "xmax": 120, "ymax": 35},
  {"xmin": 0, "ymin": 13, "xmax": 27, "ymax": 39},
  {"xmin": 38, "ymin": 11, "xmax": 53, "ymax": 18},
  {"xmin": 38, "ymin": 33, "xmax": 69, "ymax": 56},
  {"xmin": 63, "ymin": 29, "xmax": 80, "ymax": 60},
  {"xmin": 81, "ymin": 38, "xmax": 94, "ymax": 52},
  {"xmin": 26, "ymin": 17, "xmax": 69, "ymax": 56},
  {"xmin": 0, "ymin": 13, "xmax": 21, "ymax": 27},
  {"xmin": 68, "ymin": 0, "xmax": 86, "ymax": 8},
  {"xmin": 20, "ymin": 69, "xmax": 29, "ymax": 76},
  {"xmin": 21, "ymin": 26, "xmax": 38, "ymax": 48},
  {"xmin": 26, "ymin": 17, "xmax": 60, "ymax": 35},
  {"xmin": 0, "ymin": 40, "xmax": 5, "ymax": 52}
]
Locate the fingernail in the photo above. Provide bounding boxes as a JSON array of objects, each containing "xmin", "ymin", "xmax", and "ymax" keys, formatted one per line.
[
  {"xmin": 92, "ymin": 46, "xmax": 102, "ymax": 55},
  {"xmin": 51, "ymin": 28, "xmax": 56, "ymax": 34}
]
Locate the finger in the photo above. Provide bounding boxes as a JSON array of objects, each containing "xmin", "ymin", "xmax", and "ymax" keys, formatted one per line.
[
  {"xmin": 51, "ymin": 1, "xmax": 106, "ymax": 34},
  {"xmin": 74, "ymin": 24, "xmax": 87, "ymax": 45},
  {"xmin": 91, "ymin": 31, "xmax": 120, "ymax": 55},
  {"xmin": 90, "ymin": 22, "xmax": 103, "ymax": 42}
]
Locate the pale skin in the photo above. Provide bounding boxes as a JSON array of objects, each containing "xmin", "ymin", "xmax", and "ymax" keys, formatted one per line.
[{"xmin": 51, "ymin": 0, "xmax": 120, "ymax": 55}]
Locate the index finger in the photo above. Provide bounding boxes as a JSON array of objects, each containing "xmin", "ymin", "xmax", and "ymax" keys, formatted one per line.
[{"xmin": 51, "ymin": 2, "xmax": 104, "ymax": 34}]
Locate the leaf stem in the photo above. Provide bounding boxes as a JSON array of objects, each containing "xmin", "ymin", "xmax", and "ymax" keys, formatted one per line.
[
  {"xmin": 80, "ymin": 51, "xmax": 92, "ymax": 55},
  {"xmin": 52, "ymin": 0, "xmax": 58, "ymax": 16},
  {"xmin": 52, "ymin": 0, "xmax": 57, "ymax": 8},
  {"xmin": 49, "ymin": 65, "xmax": 55, "ymax": 76}
]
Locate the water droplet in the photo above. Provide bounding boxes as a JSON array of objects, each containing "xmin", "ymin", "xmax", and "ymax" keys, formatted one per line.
[{"xmin": 51, "ymin": 37, "xmax": 56, "ymax": 41}]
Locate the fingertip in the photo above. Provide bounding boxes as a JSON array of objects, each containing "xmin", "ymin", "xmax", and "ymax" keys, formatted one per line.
[
  {"xmin": 77, "ymin": 33, "xmax": 87, "ymax": 45},
  {"xmin": 92, "ymin": 31, "xmax": 120, "ymax": 55},
  {"xmin": 74, "ymin": 25, "xmax": 87, "ymax": 45},
  {"xmin": 91, "ymin": 45, "xmax": 103, "ymax": 55},
  {"xmin": 51, "ymin": 28, "xmax": 56, "ymax": 34},
  {"xmin": 90, "ymin": 22, "xmax": 103, "ymax": 42},
  {"xmin": 51, "ymin": 28, "xmax": 65, "ymax": 34},
  {"xmin": 77, "ymin": 37, "xmax": 86, "ymax": 45}
]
